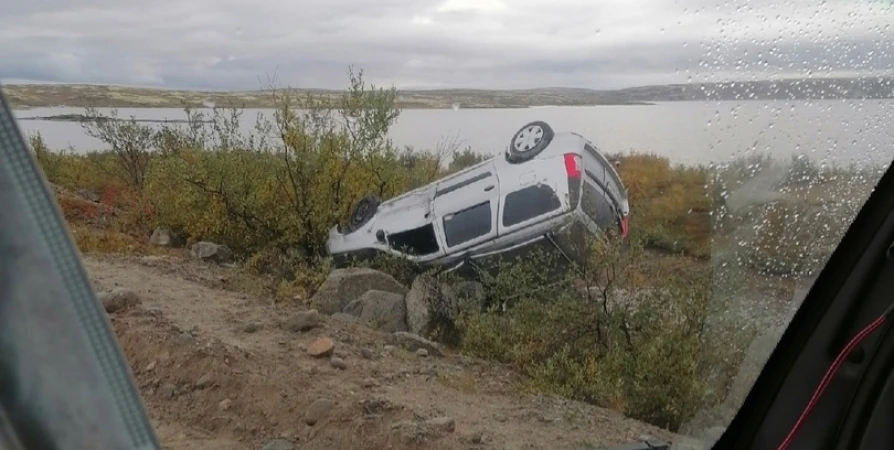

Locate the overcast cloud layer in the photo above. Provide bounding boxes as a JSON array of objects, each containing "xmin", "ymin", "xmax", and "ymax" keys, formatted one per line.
[{"xmin": 1, "ymin": 0, "xmax": 892, "ymax": 90}]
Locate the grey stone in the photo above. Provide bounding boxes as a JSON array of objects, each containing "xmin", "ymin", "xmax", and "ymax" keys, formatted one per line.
[
  {"xmin": 330, "ymin": 357, "xmax": 347, "ymax": 370},
  {"xmin": 424, "ymin": 416, "xmax": 455, "ymax": 433},
  {"xmin": 149, "ymin": 227, "xmax": 183, "ymax": 247},
  {"xmin": 388, "ymin": 332, "xmax": 442, "ymax": 356},
  {"xmin": 344, "ymin": 290, "xmax": 408, "ymax": 332},
  {"xmin": 242, "ymin": 322, "xmax": 259, "ymax": 333},
  {"xmin": 282, "ymin": 309, "xmax": 322, "ymax": 332},
  {"xmin": 98, "ymin": 288, "xmax": 141, "ymax": 313},
  {"xmin": 331, "ymin": 312, "xmax": 360, "ymax": 323},
  {"xmin": 405, "ymin": 275, "xmax": 438, "ymax": 335},
  {"xmin": 190, "ymin": 241, "xmax": 233, "ymax": 264},
  {"xmin": 261, "ymin": 439, "xmax": 295, "ymax": 450},
  {"xmin": 173, "ymin": 332, "xmax": 195, "ymax": 346},
  {"xmin": 311, "ymin": 268, "xmax": 407, "ymax": 315},
  {"xmin": 159, "ymin": 383, "xmax": 176, "ymax": 399},
  {"xmin": 194, "ymin": 374, "xmax": 213, "ymax": 389},
  {"xmin": 305, "ymin": 398, "xmax": 335, "ymax": 426},
  {"xmin": 416, "ymin": 349, "xmax": 429, "ymax": 358}
]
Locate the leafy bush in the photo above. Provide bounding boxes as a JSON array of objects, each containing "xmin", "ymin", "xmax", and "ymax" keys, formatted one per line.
[
  {"xmin": 457, "ymin": 236, "xmax": 737, "ymax": 431},
  {"xmin": 611, "ymin": 152, "xmax": 712, "ymax": 257}
]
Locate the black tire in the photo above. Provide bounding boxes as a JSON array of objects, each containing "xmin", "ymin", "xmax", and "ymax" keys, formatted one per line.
[
  {"xmin": 346, "ymin": 195, "xmax": 380, "ymax": 233},
  {"xmin": 506, "ymin": 121, "xmax": 554, "ymax": 164}
]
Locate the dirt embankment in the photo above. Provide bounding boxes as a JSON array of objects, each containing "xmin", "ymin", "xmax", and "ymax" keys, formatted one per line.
[{"xmin": 87, "ymin": 254, "xmax": 677, "ymax": 450}]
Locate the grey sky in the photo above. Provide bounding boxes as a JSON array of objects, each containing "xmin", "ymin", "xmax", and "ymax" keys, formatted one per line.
[{"xmin": 1, "ymin": 0, "xmax": 891, "ymax": 90}]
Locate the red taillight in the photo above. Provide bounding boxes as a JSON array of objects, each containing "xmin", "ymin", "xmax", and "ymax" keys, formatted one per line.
[
  {"xmin": 564, "ymin": 153, "xmax": 582, "ymax": 178},
  {"xmin": 620, "ymin": 216, "xmax": 629, "ymax": 238}
]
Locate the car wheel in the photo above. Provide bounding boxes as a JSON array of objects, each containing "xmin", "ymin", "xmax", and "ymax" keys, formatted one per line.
[
  {"xmin": 346, "ymin": 195, "xmax": 380, "ymax": 233},
  {"xmin": 506, "ymin": 121, "xmax": 554, "ymax": 164}
]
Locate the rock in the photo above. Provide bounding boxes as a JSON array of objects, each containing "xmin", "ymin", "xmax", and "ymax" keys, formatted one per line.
[
  {"xmin": 173, "ymin": 332, "xmax": 195, "ymax": 346},
  {"xmin": 360, "ymin": 348, "xmax": 374, "ymax": 359},
  {"xmin": 311, "ymin": 268, "xmax": 407, "ymax": 315},
  {"xmin": 469, "ymin": 432, "xmax": 485, "ymax": 444},
  {"xmin": 424, "ymin": 416, "xmax": 455, "ymax": 433},
  {"xmin": 261, "ymin": 439, "xmax": 295, "ymax": 450},
  {"xmin": 282, "ymin": 310, "xmax": 322, "ymax": 332},
  {"xmin": 405, "ymin": 275, "xmax": 438, "ymax": 335},
  {"xmin": 242, "ymin": 322, "xmax": 260, "ymax": 333},
  {"xmin": 149, "ymin": 227, "xmax": 183, "ymax": 247},
  {"xmin": 344, "ymin": 290, "xmax": 408, "ymax": 332},
  {"xmin": 190, "ymin": 241, "xmax": 233, "ymax": 264},
  {"xmin": 305, "ymin": 398, "xmax": 335, "ymax": 425},
  {"xmin": 331, "ymin": 312, "xmax": 359, "ymax": 323},
  {"xmin": 307, "ymin": 337, "xmax": 335, "ymax": 357},
  {"xmin": 98, "ymin": 288, "xmax": 141, "ymax": 313},
  {"xmin": 405, "ymin": 276, "xmax": 485, "ymax": 335},
  {"xmin": 416, "ymin": 349, "xmax": 429, "ymax": 358},
  {"xmin": 159, "ymin": 383, "xmax": 176, "ymax": 399},
  {"xmin": 195, "ymin": 375, "xmax": 213, "ymax": 389},
  {"xmin": 391, "ymin": 421, "xmax": 422, "ymax": 443},
  {"xmin": 330, "ymin": 357, "xmax": 347, "ymax": 370},
  {"xmin": 388, "ymin": 332, "xmax": 442, "ymax": 356},
  {"xmin": 361, "ymin": 398, "xmax": 391, "ymax": 415},
  {"xmin": 218, "ymin": 398, "xmax": 233, "ymax": 411}
]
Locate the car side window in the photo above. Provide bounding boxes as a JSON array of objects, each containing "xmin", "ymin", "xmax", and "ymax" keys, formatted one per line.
[
  {"xmin": 502, "ymin": 184, "xmax": 562, "ymax": 227},
  {"xmin": 582, "ymin": 180, "xmax": 617, "ymax": 229},
  {"xmin": 584, "ymin": 144, "xmax": 625, "ymax": 202},
  {"xmin": 388, "ymin": 224, "xmax": 441, "ymax": 255},
  {"xmin": 443, "ymin": 202, "xmax": 492, "ymax": 247}
]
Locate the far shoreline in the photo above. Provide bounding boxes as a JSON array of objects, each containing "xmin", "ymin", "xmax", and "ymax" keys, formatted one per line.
[{"xmin": 13, "ymin": 101, "xmax": 657, "ymax": 120}]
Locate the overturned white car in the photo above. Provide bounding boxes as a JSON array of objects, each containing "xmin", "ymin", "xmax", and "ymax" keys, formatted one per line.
[{"xmin": 326, "ymin": 121, "xmax": 630, "ymax": 271}]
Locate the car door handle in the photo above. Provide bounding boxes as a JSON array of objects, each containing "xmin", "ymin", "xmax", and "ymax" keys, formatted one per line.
[{"xmin": 484, "ymin": 185, "xmax": 495, "ymax": 192}]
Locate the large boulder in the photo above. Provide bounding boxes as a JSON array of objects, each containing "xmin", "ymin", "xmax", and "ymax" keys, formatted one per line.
[
  {"xmin": 344, "ymin": 290, "xmax": 408, "ymax": 332},
  {"xmin": 405, "ymin": 275, "xmax": 438, "ymax": 335},
  {"xmin": 149, "ymin": 227, "xmax": 184, "ymax": 247},
  {"xmin": 97, "ymin": 288, "xmax": 141, "ymax": 313},
  {"xmin": 405, "ymin": 276, "xmax": 485, "ymax": 335},
  {"xmin": 191, "ymin": 241, "xmax": 233, "ymax": 264},
  {"xmin": 312, "ymin": 268, "xmax": 407, "ymax": 315}
]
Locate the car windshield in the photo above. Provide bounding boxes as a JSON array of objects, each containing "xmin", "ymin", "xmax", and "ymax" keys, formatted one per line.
[{"xmin": 3, "ymin": 0, "xmax": 893, "ymax": 449}]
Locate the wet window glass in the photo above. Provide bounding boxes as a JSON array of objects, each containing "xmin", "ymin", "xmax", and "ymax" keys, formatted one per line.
[
  {"xmin": 502, "ymin": 184, "xmax": 562, "ymax": 227},
  {"xmin": 443, "ymin": 202, "xmax": 492, "ymax": 247},
  {"xmin": 581, "ymin": 180, "xmax": 616, "ymax": 229}
]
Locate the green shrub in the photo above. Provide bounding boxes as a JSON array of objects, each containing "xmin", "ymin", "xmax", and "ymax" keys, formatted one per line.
[
  {"xmin": 457, "ymin": 237, "xmax": 734, "ymax": 431},
  {"xmin": 611, "ymin": 152, "xmax": 712, "ymax": 257}
]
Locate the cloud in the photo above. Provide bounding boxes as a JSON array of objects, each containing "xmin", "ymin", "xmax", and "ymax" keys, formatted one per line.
[{"xmin": 0, "ymin": 0, "xmax": 892, "ymax": 89}]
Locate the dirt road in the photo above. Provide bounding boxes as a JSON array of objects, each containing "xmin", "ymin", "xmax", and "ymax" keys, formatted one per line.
[{"xmin": 86, "ymin": 254, "xmax": 677, "ymax": 450}]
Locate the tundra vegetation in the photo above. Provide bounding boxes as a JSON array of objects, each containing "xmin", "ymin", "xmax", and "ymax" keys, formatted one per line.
[{"xmin": 30, "ymin": 68, "xmax": 882, "ymax": 432}]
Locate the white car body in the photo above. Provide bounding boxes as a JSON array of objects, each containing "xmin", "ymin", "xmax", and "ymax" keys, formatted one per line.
[{"xmin": 326, "ymin": 122, "xmax": 630, "ymax": 270}]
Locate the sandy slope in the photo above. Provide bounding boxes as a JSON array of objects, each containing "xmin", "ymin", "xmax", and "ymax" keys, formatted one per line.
[{"xmin": 85, "ymin": 254, "xmax": 678, "ymax": 450}]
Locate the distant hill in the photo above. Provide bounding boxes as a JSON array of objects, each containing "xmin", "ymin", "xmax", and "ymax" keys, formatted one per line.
[
  {"xmin": 616, "ymin": 77, "xmax": 894, "ymax": 101},
  {"xmin": 4, "ymin": 76, "xmax": 894, "ymax": 109}
]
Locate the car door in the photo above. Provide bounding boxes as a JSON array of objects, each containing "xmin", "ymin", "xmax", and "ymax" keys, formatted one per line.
[{"xmin": 432, "ymin": 162, "xmax": 500, "ymax": 254}]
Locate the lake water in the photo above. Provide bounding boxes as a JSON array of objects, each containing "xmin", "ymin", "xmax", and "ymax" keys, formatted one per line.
[{"xmin": 13, "ymin": 100, "xmax": 894, "ymax": 166}]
